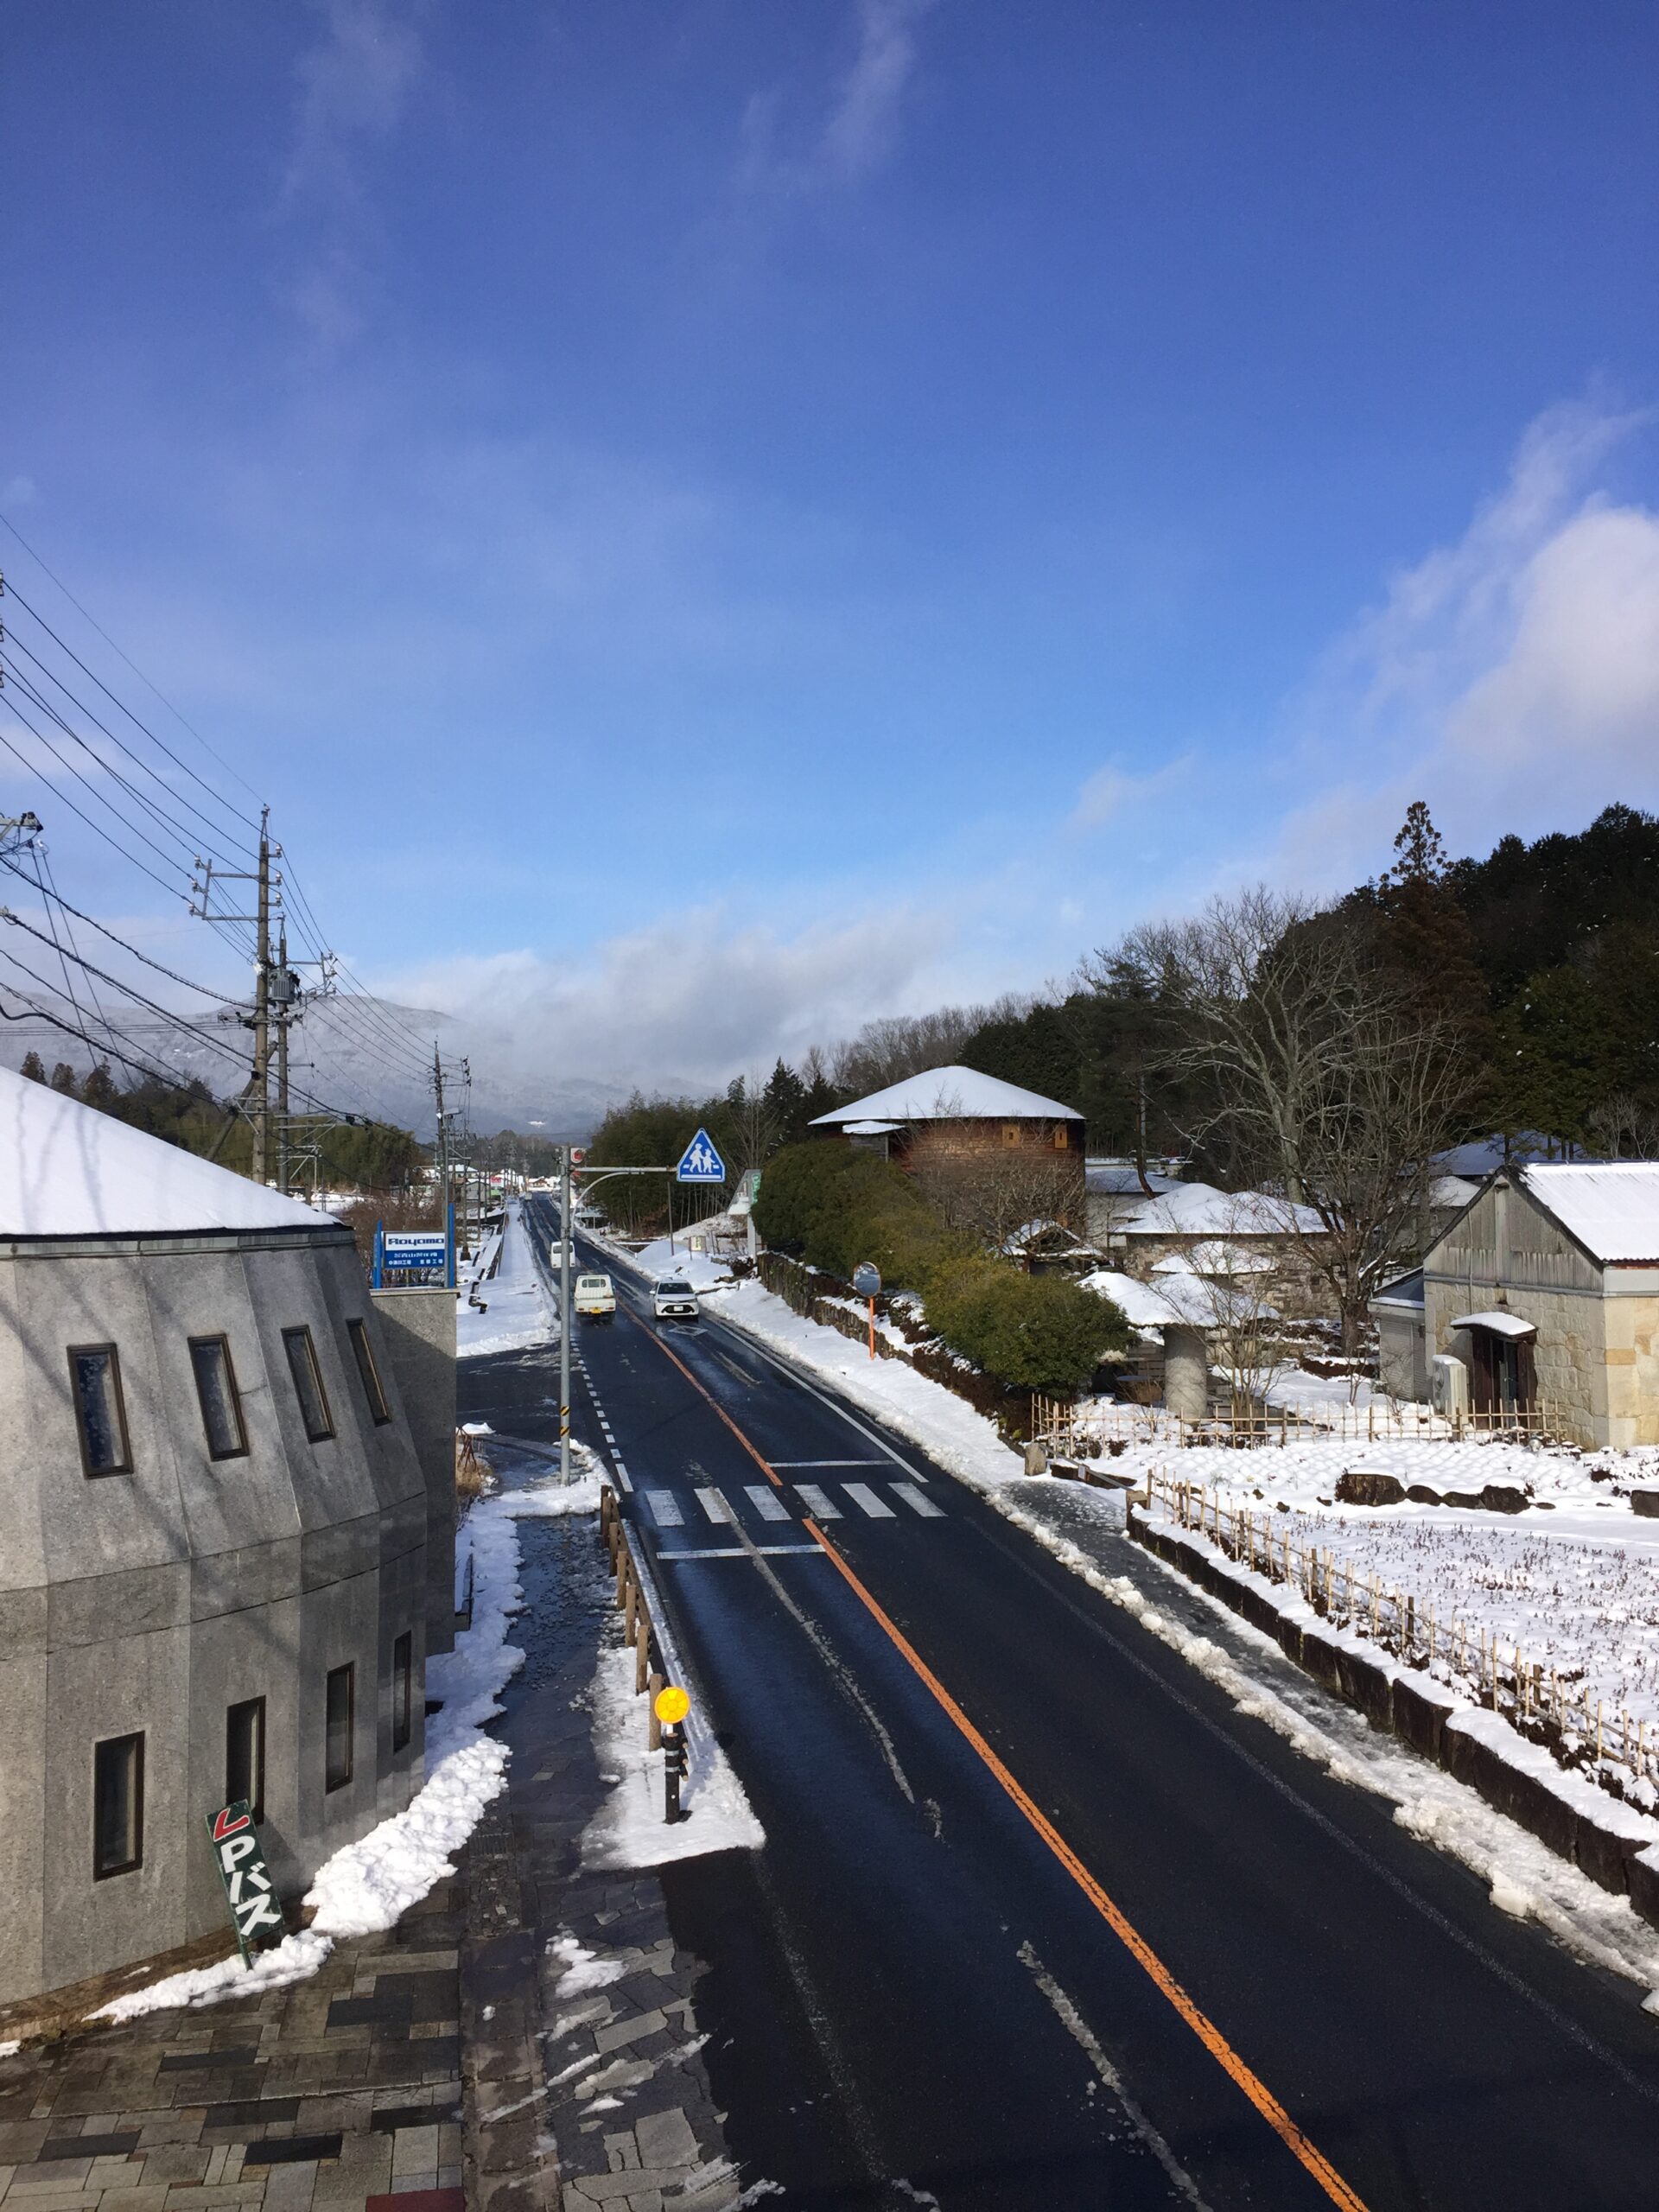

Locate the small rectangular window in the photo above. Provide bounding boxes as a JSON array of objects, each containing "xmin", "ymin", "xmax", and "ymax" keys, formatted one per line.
[
  {"xmin": 70, "ymin": 1344, "xmax": 132, "ymax": 1478},
  {"xmin": 1002, "ymin": 1123, "xmax": 1020, "ymax": 1147},
  {"xmin": 283, "ymin": 1327, "xmax": 334, "ymax": 1442},
  {"xmin": 1053, "ymin": 1125, "xmax": 1069, "ymax": 1151},
  {"xmin": 190, "ymin": 1336, "xmax": 249, "ymax": 1460},
  {"xmin": 391, "ymin": 1631, "xmax": 413, "ymax": 1753},
  {"xmin": 325, "ymin": 1663, "xmax": 354, "ymax": 1791},
  {"xmin": 93, "ymin": 1732, "xmax": 143, "ymax": 1878},
  {"xmin": 346, "ymin": 1319, "xmax": 391, "ymax": 1425},
  {"xmin": 226, "ymin": 1697, "xmax": 266, "ymax": 1823}
]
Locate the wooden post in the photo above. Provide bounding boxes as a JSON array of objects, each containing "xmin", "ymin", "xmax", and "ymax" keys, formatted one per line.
[
  {"xmin": 648, "ymin": 1669, "xmax": 664, "ymax": 1751},
  {"xmin": 635, "ymin": 1614, "xmax": 650, "ymax": 1694},
  {"xmin": 625, "ymin": 1567, "xmax": 637, "ymax": 1640}
]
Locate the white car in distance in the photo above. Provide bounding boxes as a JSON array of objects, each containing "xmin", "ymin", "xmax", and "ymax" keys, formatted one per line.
[{"xmin": 652, "ymin": 1276, "xmax": 699, "ymax": 1321}]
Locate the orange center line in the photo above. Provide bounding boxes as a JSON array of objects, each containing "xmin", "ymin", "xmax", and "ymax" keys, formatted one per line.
[
  {"xmin": 800, "ymin": 1517, "xmax": 1370, "ymax": 2212},
  {"xmin": 620, "ymin": 1303, "xmax": 785, "ymax": 1487},
  {"xmin": 613, "ymin": 1292, "xmax": 1366, "ymax": 2209}
]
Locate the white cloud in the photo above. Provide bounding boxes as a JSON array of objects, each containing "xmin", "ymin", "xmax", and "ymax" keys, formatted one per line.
[
  {"xmin": 375, "ymin": 899, "xmax": 959, "ymax": 1094},
  {"xmin": 1071, "ymin": 754, "xmax": 1191, "ymax": 830},
  {"xmin": 820, "ymin": 0, "xmax": 934, "ymax": 183},
  {"xmin": 279, "ymin": 0, "xmax": 423, "ymax": 347},
  {"xmin": 1273, "ymin": 397, "xmax": 1659, "ymax": 889}
]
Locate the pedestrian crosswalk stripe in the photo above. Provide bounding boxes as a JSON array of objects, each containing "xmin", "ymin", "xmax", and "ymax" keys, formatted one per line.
[
  {"xmin": 793, "ymin": 1484, "xmax": 842, "ymax": 1521},
  {"xmin": 843, "ymin": 1483, "xmax": 895, "ymax": 1520},
  {"xmin": 744, "ymin": 1485, "xmax": 790, "ymax": 1522},
  {"xmin": 695, "ymin": 1486, "xmax": 733, "ymax": 1525},
  {"xmin": 892, "ymin": 1483, "xmax": 944, "ymax": 1518},
  {"xmin": 645, "ymin": 1491, "xmax": 683, "ymax": 1528}
]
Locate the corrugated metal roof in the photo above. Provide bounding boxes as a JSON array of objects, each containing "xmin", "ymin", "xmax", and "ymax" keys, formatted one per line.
[
  {"xmin": 1518, "ymin": 1164, "xmax": 1659, "ymax": 1264},
  {"xmin": 0, "ymin": 1063, "xmax": 338, "ymax": 1239}
]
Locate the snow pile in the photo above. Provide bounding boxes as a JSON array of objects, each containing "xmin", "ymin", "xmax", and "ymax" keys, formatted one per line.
[
  {"xmin": 626, "ymin": 1232, "xmax": 734, "ymax": 1294},
  {"xmin": 715, "ymin": 1279, "xmax": 1024, "ymax": 1492},
  {"xmin": 95, "ymin": 1459, "xmax": 601, "ymax": 2023},
  {"xmin": 580, "ymin": 1641, "xmax": 764, "ymax": 1872},
  {"xmin": 458, "ymin": 1198, "xmax": 557, "ymax": 1358}
]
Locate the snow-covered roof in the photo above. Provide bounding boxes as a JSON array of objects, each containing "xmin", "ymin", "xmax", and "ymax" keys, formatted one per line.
[
  {"xmin": 1077, "ymin": 1268, "xmax": 1189, "ymax": 1328},
  {"xmin": 1428, "ymin": 1173, "xmax": 1481, "ymax": 1208},
  {"xmin": 1451, "ymin": 1309, "xmax": 1537, "ymax": 1339},
  {"xmin": 1085, "ymin": 1160, "xmax": 1179, "ymax": 1196},
  {"xmin": 1516, "ymin": 1164, "xmax": 1659, "ymax": 1266},
  {"xmin": 0, "ymin": 1064, "xmax": 339, "ymax": 1240},
  {"xmin": 1110, "ymin": 1180, "xmax": 1322, "ymax": 1236},
  {"xmin": 810, "ymin": 1065, "xmax": 1082, "ymax": 1126}
]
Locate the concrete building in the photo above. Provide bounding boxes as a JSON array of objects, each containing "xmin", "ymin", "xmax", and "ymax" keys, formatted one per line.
[
  {"xmin": 810, "ymin": 1066, "xmax": 1085, "ymax": 1225},
  {"xmin": 0, "ymin": 1066, "xmax": 442, "ymax": 2020},
  {"xmin": 1370, "ymin": 1165, "xmax": 1659, "ymax": 1446}
]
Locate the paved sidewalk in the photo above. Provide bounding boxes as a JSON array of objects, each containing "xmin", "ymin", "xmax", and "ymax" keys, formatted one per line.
[{"xmin": 0, "ymin": 1885, "xmax": 465, "ymax": 2212}]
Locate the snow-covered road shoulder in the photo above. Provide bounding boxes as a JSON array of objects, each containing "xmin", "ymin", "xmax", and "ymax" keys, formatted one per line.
[{"xmin": 458, "ymin": 1198, "xmax": 557, "ymax": 1358}]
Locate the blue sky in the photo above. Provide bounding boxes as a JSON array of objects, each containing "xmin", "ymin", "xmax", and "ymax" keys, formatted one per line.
[{"xmin": 4, "ymin": 1, "xmax": 1659, "ymax": 1097}]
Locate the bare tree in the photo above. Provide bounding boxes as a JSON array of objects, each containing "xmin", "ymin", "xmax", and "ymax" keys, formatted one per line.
[
  {"xmin": 906, "ymin": 1128, "xmax": 1079, "ymax": 1252},
  {"xmin": 827, "ymin": 995, "xmax": 1035, "ymax": 1096},
  {"xmin": 1116, "ymin": 889, "xmax": 1478, "ymax": 1350},
  {"xmin": 1586, "ymin": 1091, "xmax": 1659, "ymax": 1160}
]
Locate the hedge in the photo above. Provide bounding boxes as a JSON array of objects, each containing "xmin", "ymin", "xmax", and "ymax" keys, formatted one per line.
[{"xmin": 753, "ymin": 1142, "xmax": 1127, "ymax": 1394}]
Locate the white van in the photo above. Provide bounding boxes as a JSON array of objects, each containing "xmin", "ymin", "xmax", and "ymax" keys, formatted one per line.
[{"xmin": 652, "ymin": 1277, "xmax": 699, "ymax": 1321}]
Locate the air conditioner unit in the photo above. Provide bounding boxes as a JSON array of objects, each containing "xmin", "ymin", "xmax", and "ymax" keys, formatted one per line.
[{"xmin": 1430, "ymin": 1351, "xmax": 1470, "ymax": 1418}]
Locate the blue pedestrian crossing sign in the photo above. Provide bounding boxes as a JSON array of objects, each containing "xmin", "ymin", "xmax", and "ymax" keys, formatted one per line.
[{"xmin": 676, "ymin": 1127, "xmax": 727, "ymax": 1184}]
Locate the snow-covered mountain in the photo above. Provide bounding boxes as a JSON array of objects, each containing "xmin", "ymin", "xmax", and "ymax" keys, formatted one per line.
[{"xmin": 0, "ymin": 993, "xmax": 626, "ymax": 1140}]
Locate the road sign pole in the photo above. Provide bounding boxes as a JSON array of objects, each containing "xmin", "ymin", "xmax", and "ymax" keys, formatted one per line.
[
  {"xmin": 868, "ymin": 1296, "xmax": 876, "ymax": 1360},
  {"xmin": 559, "ymin": 1146, "xmax": 573, "ymax": 1483}
]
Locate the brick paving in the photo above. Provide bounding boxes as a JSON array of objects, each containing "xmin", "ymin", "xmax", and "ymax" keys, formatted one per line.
[{"xmin": 0, "ymin": 1885, "xmax": 464, "ymax": 2212}]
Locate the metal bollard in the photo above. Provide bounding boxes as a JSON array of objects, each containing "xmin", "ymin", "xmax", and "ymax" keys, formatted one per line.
[{"xmin": 662, "ymin": 1723, "xmax": 687, "ymax": 1823}]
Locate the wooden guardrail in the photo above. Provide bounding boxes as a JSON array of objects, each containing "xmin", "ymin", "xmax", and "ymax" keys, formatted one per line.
[{"xmin": 599, "ymin": 1484, "xmax": 668, "ymax": 1750}]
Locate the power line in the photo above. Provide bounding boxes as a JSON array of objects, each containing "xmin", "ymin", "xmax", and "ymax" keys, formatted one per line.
[
  {"xmin": 2, "ymin": 624, "xmax": 257, "ymax": 864},
  {"xmin": 0, "ymin": 510, "xmax": 267, "ymax": 811},
  {"xmin": 0, "ymin": 705, "xmax": 194, "ymax": 898}
]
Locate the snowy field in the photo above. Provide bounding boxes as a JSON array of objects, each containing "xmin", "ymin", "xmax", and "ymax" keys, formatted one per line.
[{"xmin": 457, "ymin": 1198, "xmax": 557, "ymax": 1357}]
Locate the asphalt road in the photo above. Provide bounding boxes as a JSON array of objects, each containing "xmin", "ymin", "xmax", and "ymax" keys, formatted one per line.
[{"xmin": 523, "ymin": 1197, "xmax": 1659, "ymax": 2212}]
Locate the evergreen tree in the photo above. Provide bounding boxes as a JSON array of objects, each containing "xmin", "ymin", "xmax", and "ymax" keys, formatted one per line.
[
  {"xmin": 80, "ymin": 1062, "xmax": 121, "ymax": 1115},
  {"xmin": 19, "ymin": 1051, "xmax": 46, "ymax": 1083},
  {"xmin": 49, "ymin": 1062, "xmax": 79, "ymax": 1095},
  {"xmin": 761, "ymin": 1058, "xmax": 810, "ymax": 1144}
]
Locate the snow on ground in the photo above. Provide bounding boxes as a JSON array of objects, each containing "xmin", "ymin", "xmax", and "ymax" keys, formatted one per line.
[
  {"xmin": 624, "ymin": 1231, "xmax": 735, "ymax": 1294},
  {"xmin": 579, "ymin": 1637, "xmax": 765, "ymax": 1872},
  {"xmin": 715, "ymin": 1279, "xmax": 1025, "ymax": 1493},
  {"xmin": 95, "ymin": 1452, "xmax": 601, "ymax": 2023},
  {"xmin": 457, "ymin": 1198, "xmax": 557, "ymax": 1358}
]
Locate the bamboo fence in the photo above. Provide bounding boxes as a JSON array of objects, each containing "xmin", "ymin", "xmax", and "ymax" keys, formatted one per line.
[
  {"xmin": 600, "ymin": 1485, "xmax": 670, "ymax": 1751},
  {"xmin": 1143, "ymin": 1468, "xmax": 1656, "ymax": 1803},
  {"xmin": 1031, "ymin": 1394, "xmax": 1573, "ymax": 1454}
]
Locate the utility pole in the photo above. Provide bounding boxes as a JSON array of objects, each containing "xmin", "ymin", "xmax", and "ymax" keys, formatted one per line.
[
  {"xmin": 431, "ymin": 1042, "xmax": 448, "ymax": 1229},
  {"xmin": 251, "ymin": 810, "xmax": 271, "ymax": 1185},
  {"xmin": 559, "ymin": 1143, "xmax": 573, "ymax": 1482},
  {"xmin": 275, "ymin": 925, "xmax": 292, "ymax": 1195}
]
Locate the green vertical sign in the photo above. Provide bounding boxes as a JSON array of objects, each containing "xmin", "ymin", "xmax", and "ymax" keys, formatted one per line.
[{"xmin": 205, "ymin": 1802, "xmax": 285, "ymax": 1965}]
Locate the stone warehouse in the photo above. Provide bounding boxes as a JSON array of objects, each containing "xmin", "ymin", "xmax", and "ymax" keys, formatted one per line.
[
  {"xmin": 1374, "ymin": 1164, "xmax": 1659, "ymax": 1446},
  {"xmin": 0, "ymin": 1065, "xmax": 450, "ymax": 2019}
]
